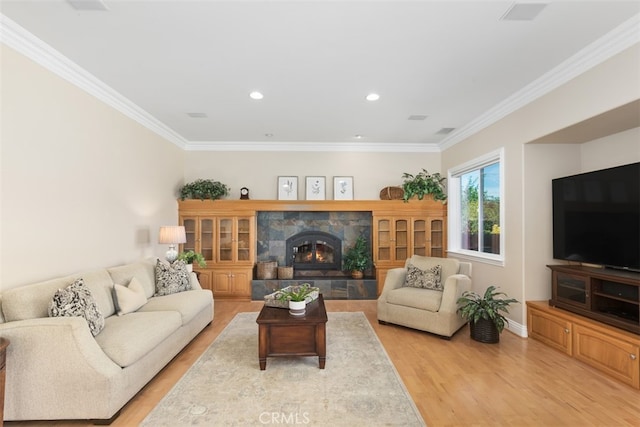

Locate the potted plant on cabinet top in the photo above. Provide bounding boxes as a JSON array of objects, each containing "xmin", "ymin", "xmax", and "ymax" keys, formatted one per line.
[
  {"xmin": 401, "ymin": 169, "xmax": 447, "ymax": 202},
  {"xmin": 277, "ymin": 283, "xmax": 316, "ymax": 316},
  {"xmin": 343, "ymin": 236, "xmax": 372, "ymax": 279},
  {"xmin": 177, "ymin": 250, "xmax": 207, "ymax": 272},
  {"xmin": 456, "ymin": 285, "xmax": 518, "ymax": 343},
  {"xmin": 179, "ymin": 179, "xmax": 230, "ymax": 201}
]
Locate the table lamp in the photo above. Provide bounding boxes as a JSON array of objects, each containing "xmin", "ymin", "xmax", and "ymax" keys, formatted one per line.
[{"xmin": 158, "ymin": 225, "xmax": 186, "ymax": 263}]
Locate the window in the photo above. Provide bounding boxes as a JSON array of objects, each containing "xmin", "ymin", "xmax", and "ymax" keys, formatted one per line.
[{"xmin": 448, "ymin": 149, "xmax": 504, "ymax": 264}]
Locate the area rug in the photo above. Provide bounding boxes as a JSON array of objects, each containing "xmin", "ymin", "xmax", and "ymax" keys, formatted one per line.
[{"xmin": 141, "ymin": 312, "xmax": 425, "ymax": 426}]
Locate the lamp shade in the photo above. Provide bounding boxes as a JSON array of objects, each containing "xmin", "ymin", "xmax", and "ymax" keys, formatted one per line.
[{"xmin": 158, "ymin": 226, "xmax": 186, "ymax": 244}]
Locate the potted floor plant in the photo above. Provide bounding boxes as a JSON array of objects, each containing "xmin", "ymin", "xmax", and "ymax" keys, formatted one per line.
[
  {"xmin": 457, "ymin": 285, "xmax": 518, "ymax": 343},
  {"xmin": 277, "ymin": 283, "xmax": 315, "ymax": 316},
  {"xmin": 343, "ymin": 236, "xmax": 371, "ymax": 279},
  {"xmin": 401, "ymin": 169, "xmax": 447, "ymax": 202},
  {"xmin": 177, "ymin": 250, "xmax": 207, "ymax": 272}
]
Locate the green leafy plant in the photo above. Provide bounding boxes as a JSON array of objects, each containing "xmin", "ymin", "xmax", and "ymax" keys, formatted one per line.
[
  {"xmin": 179, "ymin": 179, "xmax": 230, "ymax": 201},
  {"xmin": 456, "ymin": 286, "xmax": 518, "ymax": 333},
  {"xmin": 276, "ymin": 283, "xmax": 315, "ymax": 302},
  {"xmin": 177, "ymin": 250, "xmax": 207, "ymax": 268},
  {"xmin": 401, "ymin": 169, "xmax": 447, "ymax": 202},
  {"xmin": 343, "ymin": 236, "xmax": 372, "ymax": 272}
]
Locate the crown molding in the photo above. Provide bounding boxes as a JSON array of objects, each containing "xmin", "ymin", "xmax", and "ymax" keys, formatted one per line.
[
  {"xmin": 184, "ymin": 140, "xmax": 440, "ymax": 153},
  {"xmin": 0, "ymin": 14, "xmax": 188, "ymax": 150},
  {"xmin": 438, "ymin": 13, "xmax": 640, "ymax": 151}
]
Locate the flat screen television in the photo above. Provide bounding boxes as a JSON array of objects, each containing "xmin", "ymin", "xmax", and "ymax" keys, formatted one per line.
[{"xmin": 552, "ymin": 162, "xmax": 640, "ymax": 272}]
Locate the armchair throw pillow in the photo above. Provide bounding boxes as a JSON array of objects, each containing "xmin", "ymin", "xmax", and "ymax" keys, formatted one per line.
[
  {"xmin": 155, "ymin": 259, "xmax": 191, "ymax": 296},
  {"xmin": 404, "ymin": 263, "xmax": 443, "ymax": 291},
  {"xmin": 48, "ymin": 278, "xmax": 105, "ymax": 336}
]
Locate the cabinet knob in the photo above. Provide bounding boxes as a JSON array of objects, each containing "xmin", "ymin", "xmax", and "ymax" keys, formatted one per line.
[
  {"xmin": 631, "ymin": 354, "xmax": 637, "ymax": 360},
  {"xmin": 564, "ymin": 328, "xmax": 570, "ymax": 334}
]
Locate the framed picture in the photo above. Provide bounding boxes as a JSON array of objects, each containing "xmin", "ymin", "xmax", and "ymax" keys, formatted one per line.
[
  {"xmin": 277, "ymin": 176, "xmax": 298, "ymax": 200},
  {"xmin": 333, "ymin": 176, "xmax": 354, "ymax": 200},
  {"xmin": 305, "ymin": 176, "xmax": 326, "ymax": 200}
]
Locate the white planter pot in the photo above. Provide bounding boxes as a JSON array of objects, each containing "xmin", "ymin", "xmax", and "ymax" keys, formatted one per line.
[
  {"xmin": 186, "ymin": 264, "xmax": 194, "ymax": 272},
  {"xmin": 289, "ymin": 300, "xmax": 306, "ymax": 316}
]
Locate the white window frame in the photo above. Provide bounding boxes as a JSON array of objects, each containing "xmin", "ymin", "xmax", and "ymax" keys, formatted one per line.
[{"xmin": 447, "ymin": 148, "xmax": 505, "ymax": 266}]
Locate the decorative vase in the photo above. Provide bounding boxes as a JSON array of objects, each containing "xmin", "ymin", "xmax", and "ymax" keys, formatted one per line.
[
  {"xmin": 470, "ymin": 317, "xmax": 500, "ymax": 343},
  {"xmin": 351, "ymin": 270, "xmax": 364, "ymax": 279},
  {"xmin": 289, "ymin": 300, "xmax": 306, "ymax": 316}
]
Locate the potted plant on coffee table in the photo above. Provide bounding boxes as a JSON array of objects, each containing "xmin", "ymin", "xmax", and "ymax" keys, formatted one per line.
[
  {"xmin": 457, "ymin": 285, "xmax": 518, "ymax": 343},
  {"xmin": 277, "ymin": 283, "xmax": 315, "ymax": 316},
  {"xmin": 177, "ymin": 250, "xmax": 207, "ymax": 272},
  {"xmin": 343, "ymin": 236, "xmax": 371, "ymax": 279}
]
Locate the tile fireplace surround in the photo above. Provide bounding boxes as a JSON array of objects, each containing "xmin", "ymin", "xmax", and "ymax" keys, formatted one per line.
[{"xmin": 252, "ymin": 211, "xmax": 377, "ymax": 300}]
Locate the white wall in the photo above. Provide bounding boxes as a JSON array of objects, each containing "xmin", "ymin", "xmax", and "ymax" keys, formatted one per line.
[
  {"xmin": 581, "ymin": 127, "xmax": 640, "ymax": 172},
  {"xmin": 184, "ymin": 150, "xmax": 441, "ymax": 200},
  {"xmin": 442, "ymin": 44, "xmax": 640, "ymax": 328},
  {"xmin": 0, "ymin": 45, "xmax": 185, "ymax": 290}
]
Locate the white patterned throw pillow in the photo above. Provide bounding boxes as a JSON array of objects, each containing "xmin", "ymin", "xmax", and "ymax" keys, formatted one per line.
[
  {"xmin": 48, "ymin": 278, "xmax": 105, "ymax": 336},
  {"xmin": 155, "ymin": 259, "xmax": 191, "ymax": 296},
  {"xmin": 404, "ymin": 263, "xmax": 443, "ymax": 291}
]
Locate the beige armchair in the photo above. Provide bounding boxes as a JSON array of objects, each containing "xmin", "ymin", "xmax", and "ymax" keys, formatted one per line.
[{"xmin": 377, "ymin": 255, "xmax": 472, "ymax": 338}]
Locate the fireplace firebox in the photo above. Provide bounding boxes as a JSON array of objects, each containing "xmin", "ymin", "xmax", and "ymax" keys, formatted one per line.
[{"xmin": 286, "ymin": 231, "xmax": 342, "ymax": 271}]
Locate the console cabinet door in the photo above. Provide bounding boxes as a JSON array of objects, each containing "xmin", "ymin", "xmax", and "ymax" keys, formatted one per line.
[
  {"xmin": 573, "ymin": 324, "xmax": 640, "ymax": 388},
  {"xmin": 211, "ymin": 268, "xmax": 251, "ymax": 299},
  {"xmin": 527, "ymin": 306, "xmax": 572, "ymax": 355}
]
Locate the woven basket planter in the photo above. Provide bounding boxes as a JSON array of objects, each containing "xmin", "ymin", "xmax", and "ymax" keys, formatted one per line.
[
  {"xmin": 257, "ymin": 261, "xmax": 277, "ymax": 279},
  {"xmin": 469, "ymin": 318, "xmax": 500, "ymax": 343},
  {"xmin": 277, "ymin": 266, "xmax": 294, "ymax": 279},
  {"xmin": 379, "ymin": 186, "xmax": 404, "ymax": 200}
]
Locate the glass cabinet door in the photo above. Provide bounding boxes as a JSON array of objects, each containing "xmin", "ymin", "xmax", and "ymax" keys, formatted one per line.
[
  {"xmin": 236, "ymin": 217, "xmax": 252, "ymax": 262},
  {"xmin": 217, "ymin": 218, "xmax": 233, "ymax": 262},
  {"xmin": 412, "ymin": 219, "xmax": 427, "ymax": 256},
  {"xmin": 430, "ymin": 219, "xmax": 444, "ymax": 257},
  {"xmin": 182, "ymin": 218, "xmax": 197, "ymax": 253},
  {"xmin": 199, "ymin": 218, "xmax": 215, "ymax": 261},
  {"xmin": 394, "ymin": 219, "xmax": 408, "ymax": 261},
  {"xmin": 376, "ymin": 219, "xmax": 391, "ymax": 261}
]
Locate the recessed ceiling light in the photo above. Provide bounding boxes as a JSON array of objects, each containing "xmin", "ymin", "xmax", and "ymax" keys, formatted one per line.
[
  {"xmin": 366, "ymin": 93, "xmax": 380, "ymax": 101},
  {"xmin": 354, "ymin": 135, "xmax": 364, "ymax": 139},
  {"xmin": 67, "ymin": 0, "xmax": 108, "ymax": 11},
  {"xmin": 249, "ymin": 91, "xmax": 264, "ymax": 100},
  {"xmin": 500, "ymin": 3, "xmax": 548, "ymax": 21},
  {"xmin": 265, "ymin": 133, "xmax": 273, "ymax": 137},
  {"xmin": 408, "ymin": 115, "xmax": 428, "ymax": 121}
]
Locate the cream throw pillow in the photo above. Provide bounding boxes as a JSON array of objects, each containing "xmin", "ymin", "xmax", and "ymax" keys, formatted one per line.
[{"xmin": 113, "ymin": 277, "xmax": 148, "ymax": 316}]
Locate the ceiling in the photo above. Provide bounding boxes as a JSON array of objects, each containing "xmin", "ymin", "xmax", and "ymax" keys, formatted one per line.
[{"xmin": 1, "ymin": 0, "xmax": 639, "ymax": 151}]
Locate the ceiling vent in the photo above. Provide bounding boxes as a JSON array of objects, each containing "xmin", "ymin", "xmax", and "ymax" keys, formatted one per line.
[
  {"xmin": 67, "ymin": 0, "xmax": 108, "ymax": 11},
  {"xmin": 500, "ymin": 2, "xmax": 548, "ymax": 21},
  {"xmin": 407, "ymin": 115, "xmax": 428, "ymax": 121},
  {"xmin": 436, "ymin": 127, "xmax": 456, "ymax": 135},
  {"xmin": 186, "ymin": 112, "xmax": 208, "ymax": 118}
]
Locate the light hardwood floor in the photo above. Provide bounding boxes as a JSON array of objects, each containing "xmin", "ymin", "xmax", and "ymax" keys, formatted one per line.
[{"xmin": 7, "ymin": 300, "xmax": 640, "ymax": 427}]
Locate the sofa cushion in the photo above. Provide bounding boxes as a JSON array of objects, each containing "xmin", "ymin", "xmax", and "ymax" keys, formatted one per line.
[
  {"xmin": 138, "ymin": 290, "xmax": 212, "ymax": 325},
  {"xmin": 48, "ymin": 278, "xmax": 105, "ymax": 336},
  {"xmin": 387, "ymin": 286, "xmax": 443, "ymax": 312},
  {"xmin": 113, "ymin": 277, "xmax": 147, "ymax": 316},
  {"xmin": 94, "ymin": 311, "xmax": 182, "ymax": 367},
  {"xmin": 404, "ymin": 263, "xmax": 442, "ymax": 290},
  {"xmin": 155, "ymin": 260, "xmax": 191, "ymax": 296},
  {"xmin": 107, "ymin": 259, "xmax": 157, "ymax": 299}
]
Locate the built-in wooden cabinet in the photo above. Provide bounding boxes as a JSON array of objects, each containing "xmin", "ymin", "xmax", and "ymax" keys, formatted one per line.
[
  {"xmin": 527, "ymin": 301, "xmax": 640, "ymax": 389},
  {"xmin": 373, "ymin": 211, "xmax": 446, "ymax": 294},
  {"xmin": 179, "ymin": 202, "xmax": 255, "ymax": 299},
  {"xmin": 178, "ymin": 199, "xmax": 447, "ymax": 299}
]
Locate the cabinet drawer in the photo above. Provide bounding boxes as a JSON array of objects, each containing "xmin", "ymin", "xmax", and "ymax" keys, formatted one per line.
[
  {"xmin": 573, "ymin": 324, "xmax": 639, "ymax": 388},
  {"xmin": 528, "ymin": 307, "xmax": 572, "ymax": 355}
]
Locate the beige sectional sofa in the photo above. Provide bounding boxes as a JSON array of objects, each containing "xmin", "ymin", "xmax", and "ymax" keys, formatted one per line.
[{"xmin": 0, "ymin": 258, "xmax": 214, "ymax": 422}]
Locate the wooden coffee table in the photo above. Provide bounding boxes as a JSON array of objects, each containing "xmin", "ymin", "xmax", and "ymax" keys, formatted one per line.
[{"xmin": 256, "ymin": 294, "xmax": 328, "ymax": 370}]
